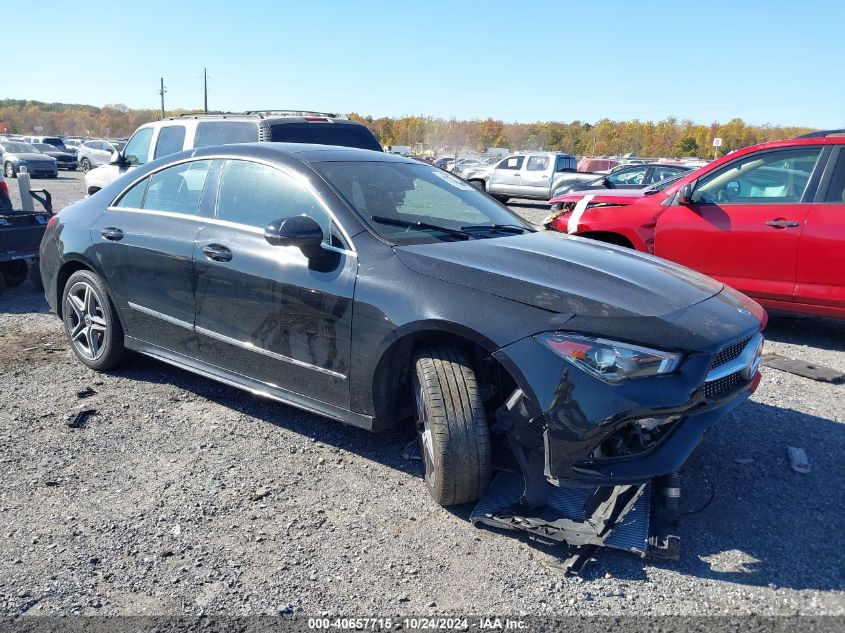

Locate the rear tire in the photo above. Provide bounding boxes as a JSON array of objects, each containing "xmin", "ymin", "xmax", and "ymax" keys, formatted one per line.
[
  {"xmin": 80, "ymin": 158, "xmax": 91, "ymax": 172},
  {"xmin": 62, "ymin": 270, "xmax": 131, "ymax": 371},
  {"xmin": 493, "ymin": 195, "xmax": 509, "ymax": 203},
  {"xmin": 1, "ymin": 260, "xmax": 28, "ymax": 287},
  {"xmin": 469, "ymin": 180, "xmax": 485, "ymax": 191},
  {"xmin": 413, "ymin": 345, "xmax": 492, "ymax": 506},
  {"xmin": 4, "ymin": 162, "xmax": 16, "ymax": 178}
]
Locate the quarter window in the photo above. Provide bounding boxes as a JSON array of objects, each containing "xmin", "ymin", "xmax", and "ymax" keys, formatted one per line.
[
  {"xmin": 692, "ymin": 148, "xmax": 823, "ymax": 205},
  {"xmin": 154, "ymin": 126, "xmax": 186, "ymax": 159},
  {"xmin": 123, "ymin": 127, "xmax": 154, "ymax": 166},
  {"xmin": 216, "ymin": 160, "xmax": 332, "ymax": 241},
  {"xmin": 141, "ymin": 160, "xmax": 212, "ymax": 215}
]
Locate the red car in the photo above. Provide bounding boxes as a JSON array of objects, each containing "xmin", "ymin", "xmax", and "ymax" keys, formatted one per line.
[{"xmin": 546, "ymin": 132, "xmax": 845, "ymax": 319}]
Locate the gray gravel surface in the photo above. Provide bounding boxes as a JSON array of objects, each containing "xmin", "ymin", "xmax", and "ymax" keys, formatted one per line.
[{"xmin": 1, "ymin": 172, "xmax": 843, "ymax": 616}]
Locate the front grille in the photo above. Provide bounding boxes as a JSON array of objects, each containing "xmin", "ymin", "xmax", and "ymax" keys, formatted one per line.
[
  {"xmin": 704, "ymin": 370, "xmax": 745, "ymax": 401},
  {"xmin": 709, "ymin": 335, "xmax": 752, "ymax": 370}
]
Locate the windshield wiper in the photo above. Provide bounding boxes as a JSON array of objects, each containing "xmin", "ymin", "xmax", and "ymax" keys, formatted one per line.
[
  {"xmin": 370, "ymin": 215, "xmax": 472, "ymax": 239},
  {"xmin": 460, "ymin": 224, "xmax": 530, "ymax": 234}
]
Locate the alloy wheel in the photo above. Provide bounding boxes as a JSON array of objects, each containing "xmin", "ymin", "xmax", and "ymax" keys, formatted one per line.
[
  {"xmin": 413, "ymin": 375, "xmax": 436, "ymax": 487},
  {"xmin": 64, "ymin": 281, "xmax": 107, "ymax": 360}
]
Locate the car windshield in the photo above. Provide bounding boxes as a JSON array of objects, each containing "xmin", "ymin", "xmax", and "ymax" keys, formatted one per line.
[
  {"xmin": 33, "ymin": 143, "xmax": 55, "ymax": 152},
  {"xmin": 316, "ymin": 160, "xmax": 531, "ymax": 244},
  {"xmin": 1, "ymin": 142, "xmax": 38, "ymax": 153}
]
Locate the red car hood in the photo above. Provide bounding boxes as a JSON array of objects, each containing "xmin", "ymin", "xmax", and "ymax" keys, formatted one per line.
[{"xmin": 549, "ymin": 188, "xmax": 647, "ymax": 205}]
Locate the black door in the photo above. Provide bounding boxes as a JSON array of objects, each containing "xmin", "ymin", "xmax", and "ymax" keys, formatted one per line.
[
  {"xmin": 90, "ymin": 159, "xmax": 214, "ymax": 355},
  {"xmin": 193, "ymin": 159, "xmax": 356, "ymax": 408}
]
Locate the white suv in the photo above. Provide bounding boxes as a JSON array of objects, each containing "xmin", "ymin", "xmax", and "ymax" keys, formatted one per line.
[{"xmin": 84, "ymin": 111, "xmax": 383, "ymax": 194}]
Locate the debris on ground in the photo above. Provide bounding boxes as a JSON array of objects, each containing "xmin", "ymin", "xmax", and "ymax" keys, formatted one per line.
[
  {"xmin": 76, "ymin": 386, "xmax": 97, "ymax": 399},
  {"xmin": 402, "ymin": 439, "xmax": 422, "ymax": 461},
  {"xmin": 787, "ymin": 446, "xmax": 811, "ymax": 474},
  {"xmin": 762, "ymin": 353, "xmax": 845, "ymax": 383},
  {"xmin": 66, "ymin": 408, "xmax": 96, "ymax": 429}
]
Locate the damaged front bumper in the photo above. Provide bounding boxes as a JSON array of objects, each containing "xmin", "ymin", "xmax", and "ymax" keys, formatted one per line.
[{"xmin": 491, "ymin": 329, "xmax": 763, "ymax": 495}]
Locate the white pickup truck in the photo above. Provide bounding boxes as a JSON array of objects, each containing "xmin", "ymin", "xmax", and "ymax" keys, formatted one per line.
[{"xmin": 461, "ymin": 151, "xmax": 600, "ymax": 202}]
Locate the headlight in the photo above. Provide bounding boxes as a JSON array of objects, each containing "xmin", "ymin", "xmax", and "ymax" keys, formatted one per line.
[{"xmin": 534, "ymin": 332, "xmax": 682, "ymax": 383}]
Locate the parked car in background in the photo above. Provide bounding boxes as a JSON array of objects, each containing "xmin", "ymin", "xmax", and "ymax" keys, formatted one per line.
[
  {"xmin": 31, "ymin": 143, "xmax": 78, "ymax": 171},
  {"xmin": 544, "ymin": 132, "xmax": 845, "ymax": 319},
  {"xmin": 0, "ymin": 141, "xmax": 58, "ymax": 178},
  {"xmin": 62, "ymin": 138, "xmax": 87, "ymax": 154},
  {"xmin": 83, "ymin": 110, "xmax": 383, "ymax": 194},
  {"xmin": 548, "ymin": 163, "xmax": 693, "ymax": 208},
  {"xmin": 40, "ymin": 142, "xmax": 765, "ymax": 509},
  {"xmin": 77, "ymin": 139, "xmax": 124, "ymax": 172},
  {"xmin": 22, "ymin": 136, "xmax": 69, "ymax": 153},
  {"xmin": 468, "ymin": 152, "xmax": 595, "ymax": 202}
]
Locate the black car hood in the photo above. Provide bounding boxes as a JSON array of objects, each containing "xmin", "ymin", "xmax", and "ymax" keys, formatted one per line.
[{"xmin": 394, "ymin": 232, "xmax": 723, "ymax": 319}]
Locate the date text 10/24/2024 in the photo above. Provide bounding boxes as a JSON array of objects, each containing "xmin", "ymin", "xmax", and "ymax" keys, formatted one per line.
[{"xmin": 307, "ymin": 618, "xmax": 527, "ymax": 630}]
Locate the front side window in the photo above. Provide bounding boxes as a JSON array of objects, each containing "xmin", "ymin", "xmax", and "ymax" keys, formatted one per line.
[
  {"xmin": 194, "ymin": 122, "xmax": 258, "ymax": 148},
  {"xmin": 216, "ymin": 160, "xmax": 331, "ymax": 240},
  {"xmin": 692, "ymin": 148, "xmax": 823, "ymax": 205},
  {"xmin": 497, "ymin": 156, "xmax": 524, "ymax": 171},
  {"xmin": 526, "ymin": 156, "xmax": 550, "ymax": 171},
  {"xmin": 154, "ymin": 125, "xmax": 186, "ymax": 159},
  {"xmin": 123, "ymin": 127, "xmax": 154, "ymax": 166},
  {"xmin": 139, "ymin": 160, "xmax": 212, "ymax": 215}
]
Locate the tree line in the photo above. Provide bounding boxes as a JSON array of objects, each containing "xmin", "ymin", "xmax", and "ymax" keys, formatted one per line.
[{"xmin": 0, "ymin": 99, "xmax": 816, "ymax": 158}]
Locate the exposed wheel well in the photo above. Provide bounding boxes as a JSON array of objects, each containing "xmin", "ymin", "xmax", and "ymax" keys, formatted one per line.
[
  {"xmin": 371, "ymin": 330, "xmax": 518, "ymax": 431},
  {"xmin": 86, "ymin": 186, "xmax": 100, "ymax": 195},
  {"xmin": 577, "ymin": 231, "xmax": 634, "ymax": 249}
]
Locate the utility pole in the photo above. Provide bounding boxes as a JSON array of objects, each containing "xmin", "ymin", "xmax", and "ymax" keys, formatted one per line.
[
  {"xmin": 203, "ymin": 68, "xmax": 208, "ymax": 114},
  {"xmin": 159, "ymin": 78, "xmax": 167, "ymax": 119}
]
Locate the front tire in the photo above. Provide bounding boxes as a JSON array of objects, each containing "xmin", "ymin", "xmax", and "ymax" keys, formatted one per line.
[
  {"xmin": 413, "ymin": 345, "xmax": 492, "ymax": 506},
  {"xmin": 62, "ymin": 270, "xmax": 130, "ymax": 371},
  {"xmin": 4, "ymin": 162, "xmax": 16, "ymax": 178}
]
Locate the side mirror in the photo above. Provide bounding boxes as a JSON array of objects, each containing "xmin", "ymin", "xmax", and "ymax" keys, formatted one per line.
[
  {"xmin": 109, "ymin": 151, "xmax": 124, "ymax": 166},
  {"xmin": 676, "ymin": 183, "xmax": 694, "ymax": 205},
  {"xmin": 264, "ymin": 215, "xmax": 325, "ymax": 259}
]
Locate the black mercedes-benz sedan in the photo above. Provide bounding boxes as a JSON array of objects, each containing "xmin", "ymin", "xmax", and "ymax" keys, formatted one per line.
[{"xmin": 39, "ymin": 143, "xmax": 765, "ymax": 507}]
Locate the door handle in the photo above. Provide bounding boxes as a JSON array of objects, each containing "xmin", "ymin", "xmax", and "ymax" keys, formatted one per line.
[
  {"xmin": 765, "ymin": 219, "xmax": 800, "ymax": 229},
  {"xmin": 101, "ymin": 227, "xmax": 123, "ymax": 241},
  {"xmin": 202, "ymin": 243, "xmax": 233, "ymax": 262}
]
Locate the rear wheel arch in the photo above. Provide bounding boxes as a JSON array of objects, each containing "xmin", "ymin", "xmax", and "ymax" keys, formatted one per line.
[{"xmin": 54, "ymin": 260, "xmax": 127, "ymax": 333}]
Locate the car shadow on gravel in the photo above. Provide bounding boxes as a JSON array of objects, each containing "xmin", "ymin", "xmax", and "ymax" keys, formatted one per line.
[
  {"xmin": 577, "ymin": 399, "xmax": 845, "ymax": 590},
  {"xmin": 112, "ymin": 355, "xmax": 424, "ymax": 479},
  {"xmin": 763, "ymin": 314, "xmax": 845, "ymax": 353},
  {"xmin": 0, "ymin": 286, "xmax": 53, "ymax": 315}
]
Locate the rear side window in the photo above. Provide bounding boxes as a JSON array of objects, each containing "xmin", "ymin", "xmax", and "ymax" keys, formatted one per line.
[
  {"xmin": 555, "ymin": 156, "xmax": 576, "ymax": 172},
  {"xmin": 194, "ymin": 122, "xmax": 258, "ymax": 148},
  {"xmin": 154, "ymin": 126, "xmax": 186, "ymax": 159},
  {"xmin": 526, "ymin": 156, "xmax": 550, "ymax": 171},
  {"xmin": 269, "ymin": 122, "xmax": 382, "ymax": 152},
  {"xmin": 215, "ymin": 160, "xmax": 330, "ymax": 239},
  {"xmin": 124, "ymin": 160, "xmax": 212, "ymax": 215},
  {"xmin": 823, "ymin": 152, "xmax": 845, "ymax": 203},
  {"xmin": 124, "ymin": 128, "xmax": 154, "ymax": 166}
]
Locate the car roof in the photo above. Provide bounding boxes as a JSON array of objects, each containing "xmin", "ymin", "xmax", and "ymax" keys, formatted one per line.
[{"xmin": 186, "ymin": 142, "xmax": 413, "ymax": 165}]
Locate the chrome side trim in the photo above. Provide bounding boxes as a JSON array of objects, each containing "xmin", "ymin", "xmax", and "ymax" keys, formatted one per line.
[
  {"xmin": 705, "ymin": 333, "xmax": 763, "ymax": 382},
  {"xmin": 195, "ymin": 325, "xmax": 346, "ymax": 380},
  {"xmin": 127, "ymin": 302, "xmax": 193, "ymax": 330}
]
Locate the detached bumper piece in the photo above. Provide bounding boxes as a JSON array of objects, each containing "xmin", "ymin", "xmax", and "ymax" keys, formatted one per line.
[{"xmin": 471, "ymin": 472, "xmax": 667, "ymax": 574}]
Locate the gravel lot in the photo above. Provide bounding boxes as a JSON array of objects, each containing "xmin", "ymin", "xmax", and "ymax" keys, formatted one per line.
[{"xmin": 1, "ymin": 171, "xmax": 843, "ymax": 617}]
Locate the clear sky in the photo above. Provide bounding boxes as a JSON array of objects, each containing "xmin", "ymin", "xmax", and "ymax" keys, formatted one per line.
[{"xmin": 4, "ymin": 0, "xmax": 843, "ymax": 128}]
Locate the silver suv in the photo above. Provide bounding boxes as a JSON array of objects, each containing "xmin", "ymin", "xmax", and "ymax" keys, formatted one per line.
[{"xmin": 84, "ymin": 111, "xmax": 382, "ymax": 194}]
